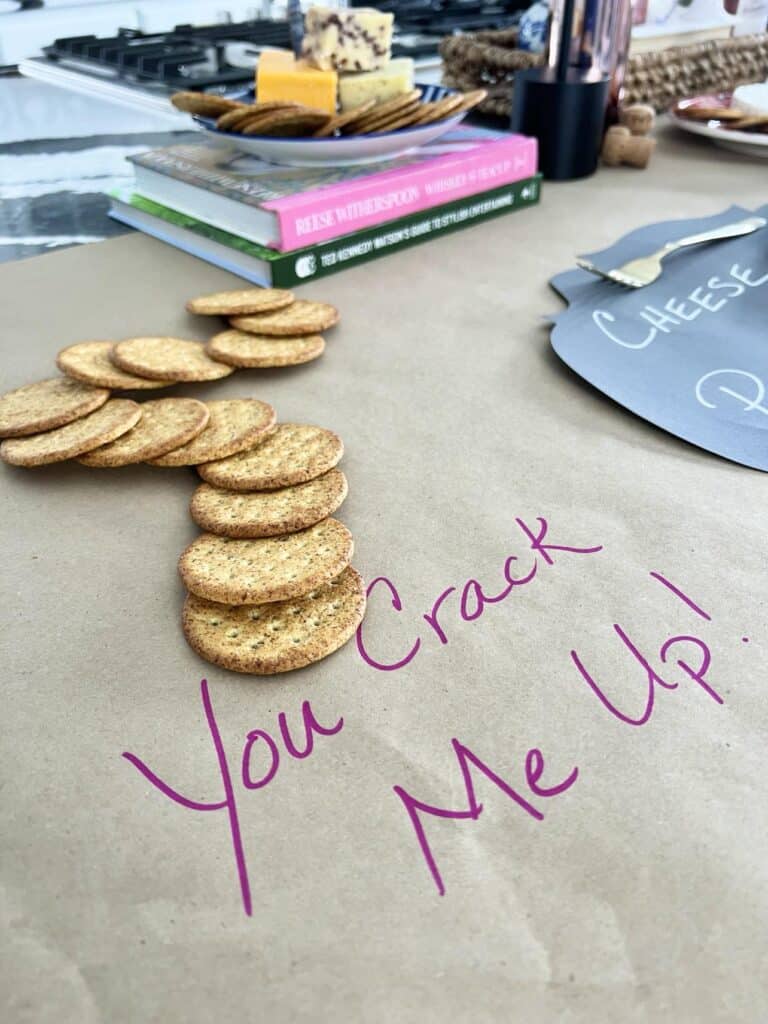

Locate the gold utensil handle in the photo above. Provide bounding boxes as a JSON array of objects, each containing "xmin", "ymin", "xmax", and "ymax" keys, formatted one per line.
[{"xmin": 664, "ymin": 216, "xmax": 767, "ymax": 254}]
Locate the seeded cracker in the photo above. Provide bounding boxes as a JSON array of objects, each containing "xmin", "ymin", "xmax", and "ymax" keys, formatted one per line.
[
  {"xmin": 186, "ymin": 288, "xmax": 295, "ymax": 316},
  {"xmin": 179, "ymin": 517, "xmax": 353, "ymax": 604},
  {"xmin": 242, "ymin": 109, "xmax": 332, "ymax": 137},
  {"xmin": 78, "ymin": 398, "xmax": 209, "ymax": 467},
  {"xmin": 216, "ymin": 102, "xmax": 299, "ymax": 131},
  {"xmin": 171, "ymin": 92, "xmax": 245, "ymax": 116},
  {"xmin": 206, "ymin": 330, "xmax": 325, "ymax": 368},
  {"xmin": 190, "ymin": 469, "xmax": 348, "ymax": 538},
  {"xmin": 148, "ymin": 398, "xmax": 276, "ymax": 467},
  {"xmin": 56, "ymin": 341, "xmax": 172, "ymax": 390},
  {"xmin": 342, "ymin": 89, "xmax": 421, "ymax": 132},
  {"xmin": 198, "ymin": 423, "xmax": 343, "ymax": 490},
  {"xmin": 231, "ymin": 300, "xmax": 340, "ymax": 337},
  {"xmin": 182, "ymin": 566, "xmax": 366, "ymax": 674},
  {"xmin": 312, "ymin": 100, "xmax": 377, "ymax": 137},
  {"xmin": 0, "ymin": 377, "xmax": 110, "ymax": 438},
  {"xmin": 1, "ymin": 399, "xmax": 142, "ymax": 467},
  {"xmin": 112, "ymin": 337, "xmax": 234, "ymax": 382}
]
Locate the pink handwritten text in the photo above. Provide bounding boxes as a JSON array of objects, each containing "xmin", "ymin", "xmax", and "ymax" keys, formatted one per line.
[
  {"xmin": 123, "ymin": 680, "xmax": 343, "ymax": 916},
  {"xmin": 357, "ymin": 516, "xmax": 604, "ymax": 671},
  {"xmin": 394, "ymin": 571, "xmax": 735, "ymax": 894}
]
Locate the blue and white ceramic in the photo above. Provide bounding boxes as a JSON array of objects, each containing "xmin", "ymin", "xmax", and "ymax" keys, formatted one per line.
[{"xmin": 193, "ymin": 84, "xmax": 470, "ymax": 167}]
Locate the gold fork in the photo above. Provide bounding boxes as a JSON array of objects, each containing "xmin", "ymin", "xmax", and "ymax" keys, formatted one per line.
[{"xmin": 576, "ymin": 216, "xmax": 767, "ymax": 288}]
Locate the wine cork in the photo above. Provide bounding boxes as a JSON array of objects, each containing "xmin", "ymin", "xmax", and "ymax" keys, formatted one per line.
[
  {"xmin": 620, "ymin": 103, "xmax": 655, "ymax": 136},
  {"xmin": 602, "ymin": 127, "xmax": 655, "ymax": 169}
]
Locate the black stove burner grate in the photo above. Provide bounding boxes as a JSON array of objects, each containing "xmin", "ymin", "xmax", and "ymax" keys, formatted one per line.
[
  {"xmin": 42, "ymin": 5, "xmax": 524, "ymax": 91},
  {"xmin": 43, "ymin": 23, "xmax": 293, "ymax": 91}
]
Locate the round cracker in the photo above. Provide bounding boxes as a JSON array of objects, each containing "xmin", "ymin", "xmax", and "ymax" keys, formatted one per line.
[
  {"xmin": 182, "ymin": 565, "xmax": 366, "ymax": 675},
  {"xmin": 186, "ymin": 287, "xmax": 294, "ymax": 317},
  {"xmin": 242, "ymin": 108, "xmax": 332, "ymax": 137},
  {"xmin": 0, "ymin": 399, "xmax": 141, "ymax": 467},
  {"xmin": 451, "ymin": 89, "xmax": 488, "ymax": 115},
  {"xmin": 56, "ymin": 341, "xmax": 172, "ymax": 390},
  {"xmin": 190, "ymin": 469, "xmax": 348, "ymax": 538},
  {"xmin": 360, "ymin": 102, "xmax": 423, "ymax": 135},
  {"xmin": 216, "ymin": 102, "xmax": 300, "ymax": 131},
  {"xmin": 409, "ymin": 93, "xmax": 466, "ymax": 127},
  {"xmin": 0, "ymin": 377, "xmax": 110, "ymax": 439},
  {"xmin": 313, "ymin": 100, "xmax": 377, "ymax": 137},
  {"xmin": 206, "ymin": 330, "xmax": 325, "ymax": 368},
  {"xmin": 171, "ymin": 91, "xmax": 245, "ymax": 116},
  {"xmin": 112, "ymin": 337, "xmax": 234, "ymax": 382},
  {"xmin": 78, "ymin": 398, "xmax": 209, "ymax": 467},
  {"xmin": 148, "ymin": 398, "xmax": 276, "ymax": 467},
  {"xmin": 198, "ymin": 423, "xmax": 343, "ymax": 490},
  {"xmin": 344, "ymin": 89, "xmax": 421, "ymax": 132},
  {"xmin": 350, "ymin": 98, "xmax": 421, "ymax": 134},
  {"xmin": 230, "ymin": 300, "xmax": 339, "ymax": 337},
  {"xmin": 178, "ymin": 517, "xmax": 353, "ymax": 605}
]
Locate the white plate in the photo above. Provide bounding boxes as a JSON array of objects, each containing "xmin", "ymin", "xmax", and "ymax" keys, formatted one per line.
[
  {"xmin": 193, "ymin": 84, "xmax": 468, "ymax": 167},
  {"xmin": 671, "ymin": 93, "xmax": 768, "ymax": 160}
]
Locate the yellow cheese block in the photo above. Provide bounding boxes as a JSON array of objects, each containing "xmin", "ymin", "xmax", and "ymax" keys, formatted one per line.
[{"xmin": 256, "ymin": 50, "xmax": 338, "ymax": 114}]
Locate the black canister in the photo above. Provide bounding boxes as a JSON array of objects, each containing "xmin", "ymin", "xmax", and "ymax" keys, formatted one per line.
[{"xmin": 510, "ymin": 67, "xmax": 610, "ymax": 181}]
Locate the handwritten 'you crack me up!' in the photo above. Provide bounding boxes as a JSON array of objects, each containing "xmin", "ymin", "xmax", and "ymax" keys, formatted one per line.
[{"xmin": 123, "ymin": 516, "xmax": 747, "ymax": 914}]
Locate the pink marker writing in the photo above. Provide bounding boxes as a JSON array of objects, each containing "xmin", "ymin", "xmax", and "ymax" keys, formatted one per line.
[
  {"xmin": 394, "ymin": 740, "xmax": 578, "ymax": 895},
  {"xmin": 357, "ymin": 515, "xmax": 604, "ymax": 671},
  {"xmin": 123, "ymin": 679, "xmax": 343, "ymax": 916},
  {"xmin": 570, "ymin": 571, "xmax": 723, "ymax": 726}
]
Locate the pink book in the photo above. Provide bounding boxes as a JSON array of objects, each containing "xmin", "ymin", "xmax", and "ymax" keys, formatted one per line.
[
  {"xmin": 264, "ymin": 133, "xmax": 538, "ymax": 251},
  {"xmin": 130, "ymin": 128, "xmax": 538, "ymax": 253}
]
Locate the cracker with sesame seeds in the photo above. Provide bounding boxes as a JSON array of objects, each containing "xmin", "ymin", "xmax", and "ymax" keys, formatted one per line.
[
  {"xmin": 1, "ymin": 399, "xmax": 141, "ymax": 467},
  {"xmin": 182, "ymin": 565, "xmax": 366, "ymax": 674},
  {"xmin": 112, "ymin": 337, "xmax": 234, "ymax": 382},
  {"xmin": 170, "ymin": 91, "xmax": 246, "ymax": 116},
  {"xmin": 56, "ymin": 341, "xmax": 172, "ymax": 390},
  {"xmin": 190, "ymin": 469, "xmax": 348, "ymax": 538},
  {"xmin": 198, "ymin": 422, "xmax": 343, "ymax": 490},
  {"xmin": 0, "ymin": 377, "xmax": 110, "ymax": 439},
  {"xmin": 178, "ymin": 517, "xmax": 353, "ymax": 605},
  {"xmin": 186, "ymin": 288, "xmax": 294, "ymax": 317},
  {"xmin": 206, "ymin": 330, "xmax": 325, "ymax": 368},
  {"xmin": 148, "ymin": 398, "xmax": 276, "ymax": 467},
  {"xmin": 231, "ymin": 300, "xmax": 339, "ymax": 337},
  {"xmin": 78, "ymin": 398, "xmax": 209, "ymax": 467}
]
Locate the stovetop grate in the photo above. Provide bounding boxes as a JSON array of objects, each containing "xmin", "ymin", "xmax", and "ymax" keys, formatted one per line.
[
  {"xmin": 43, "ymin": 23, "xmax": 293, "ymax": 91},
  {"xmin": 41, "ymin": 6, "xmax": 523, "ymax": 92}
]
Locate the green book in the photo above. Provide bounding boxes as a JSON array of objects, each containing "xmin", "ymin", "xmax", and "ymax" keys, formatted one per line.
[{"xmin": 109, "ymin": 175, "xmax": 541, "ymax": 288}]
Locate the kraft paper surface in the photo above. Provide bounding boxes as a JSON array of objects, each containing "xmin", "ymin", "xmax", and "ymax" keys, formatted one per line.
[{"xmin": 1, "ymin": 123, "xmax": 767, "ymax": 1023}]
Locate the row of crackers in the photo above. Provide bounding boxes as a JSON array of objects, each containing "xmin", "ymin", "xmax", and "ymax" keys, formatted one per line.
[
  {"xmin": 0, "ymin": 286, "xmax": 365, "ymax": 676},
  {"xmin": 0, "ymin": 288, "xmax": 338, "ymax": 467}
]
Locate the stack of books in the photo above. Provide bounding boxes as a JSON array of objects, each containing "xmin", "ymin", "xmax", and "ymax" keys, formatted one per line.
[{"xmin": 110, "ymin": 126, "xmax": 541, "ymax": 287}]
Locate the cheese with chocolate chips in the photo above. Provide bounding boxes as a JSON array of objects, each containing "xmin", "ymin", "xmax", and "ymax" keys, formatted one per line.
[{"xmin": 302, "ymin": 6, "xmax": 394, "ymax": 72}]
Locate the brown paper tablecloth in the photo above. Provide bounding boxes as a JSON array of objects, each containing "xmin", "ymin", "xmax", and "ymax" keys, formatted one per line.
[{"xmin": 1, "ymin": 123, "xmax": 767, "ymax": 1023}]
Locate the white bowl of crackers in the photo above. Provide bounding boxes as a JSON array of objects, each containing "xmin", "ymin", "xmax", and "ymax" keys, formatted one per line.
[
  {"xmin": 172, "ymin": 84, "xmax": 487, "ymax": 167},
  {"xmin": 671, "ymin": 91, "xmax": 768, "ymax": 159}
]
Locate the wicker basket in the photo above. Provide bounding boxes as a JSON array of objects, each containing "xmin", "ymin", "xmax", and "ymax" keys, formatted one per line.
[{"xmin": 440, "ymin": 29, "xmax": 768, "ymax": 116}]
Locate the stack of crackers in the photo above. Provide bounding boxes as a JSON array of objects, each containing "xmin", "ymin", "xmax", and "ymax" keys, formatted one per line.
[
  {"xmin": 181, "ymin": 422, "xmax": 366, "ymax": 675},
  {"xmin": 0, "ymin": 286, "xmax": 365, "ymax": 676},
  {"xmin": 172, "ymin": 88, "xmax": 488, "ymax": 139}
]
